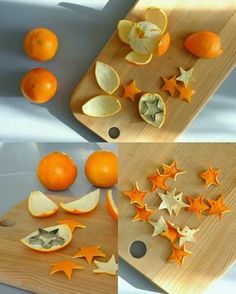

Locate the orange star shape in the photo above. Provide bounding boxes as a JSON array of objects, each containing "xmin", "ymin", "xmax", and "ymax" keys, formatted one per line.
[
  {"xmin": 207, "ymin": 195, "xmax": 231, "ymax": 220},
  {"xmin": 123, "ymin": 182, "xmax": 147, "ymax": 208},
  {"xmin": 122, "ymin": 80, "xmax": 142, "ymax": 102},
  {"xmin": 199, "ymin": 166, "xmax": 221, "ymax": 188},
  {"xmin": 132, "ymin": 204, "xmax": 155, "ymax": 222},
  {"xmin": 161, "ymin": 76, "xmax": 177, "ymax": 97},
  {"xmin": 187, "ymin": 195, "xmax": 209, "ymax": 217},
  {"xmin": 168, "ymin": 245, "xmax": 192, "ymax": 266},
  {"xmin": 176, "ymin": 84, "xmax": 195, "ymax": 103},
  {"xmin": 162, "ymin": 160, "xmax": 186, "ymax": 181},
  {"xmin": 160, "ymin": 221, "xmax": 182, "ymax": 244},
  {"xmin": 148, "ymin": 168, "xmax": 170, "ymax": 191},
  {"xmin": 50, "ymin": 260, "xmax": 84, "ymax": 279},
  {"xmin": 73, "ymin": 246, "xmax": 106, "ymax": 264},
  {"xmin": 58, "ymin": 219, "xmax": 86, "ymax": 232}
]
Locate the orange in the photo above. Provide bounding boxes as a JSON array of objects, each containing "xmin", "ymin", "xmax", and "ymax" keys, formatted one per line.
[
  {"xmin": 24, "ymin": 27, "xmax": 59, "ymax": 61},
  {"xmin": 37, "ymin": 152, "xmax": 77, "ymax": 191},
  {"xmin": 154, "ymin": 32, "xmax": 170, "ymax": 56},
  {"xmin": 184, "ymin": 31, "xmax": 223, "ymax": 59},
  {"xmin": 20, "ymin": 68, "xmax": 57, "ymax": 104},
  {"xmin": 85, "ymin": 151, "xmax": 118, "ymax": 188}
]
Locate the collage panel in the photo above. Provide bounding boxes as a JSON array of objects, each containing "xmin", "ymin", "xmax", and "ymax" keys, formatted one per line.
[
  {"xmin": 0, "ymin": 143, "xmax": 118, "ymax": 294},
  {"xmin": 118, "ymin": 143, "xmax": 236, "ymax": 294}
]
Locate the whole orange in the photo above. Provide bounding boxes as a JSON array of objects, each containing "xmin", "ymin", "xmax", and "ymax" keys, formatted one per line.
[
  {"xmin": 85, "ymin": 151, "xmax": 118, "ymax": 188},
  {"xmin": 37, "ymin": 152, "xmax": 78, "ymax": 191},
  {"xmin": 24, "ymin": 27, "xmax": 59, "ymax": 61},
  {"xmin": 20, "ymin": 68, "xmax": 57, "ymax": 104}
]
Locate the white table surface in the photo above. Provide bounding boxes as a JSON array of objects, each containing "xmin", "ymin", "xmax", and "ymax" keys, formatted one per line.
[{"xmin": 0, "ymin": 0, "xmax": 235, "ymax": 142}]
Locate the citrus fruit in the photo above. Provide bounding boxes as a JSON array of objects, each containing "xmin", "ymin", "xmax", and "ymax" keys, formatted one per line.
[
  {"xmin": 28, "ymin": 191, "xmax": 59, "ymax": 218},
  {"xmin": 37, "ymin": 152, "xmax": 77, "ymax": 191},
  {"xmin": 95, "ymin": 61, "xmax": 120, "ymax": 94},
  {"xmin": 85, "ymin": 151, "xmax": 118, "ymax": 188},
  {"xmin": 129, "ymin": 21, "xmax": 161, "ymax": 55},
  {"xmin": 117, "ymin": 20, "xmax": 134, "ymax": 44},
  {"xmin": 154, "ymin": 32, "xmax": 170, "ymax": 56},
  {"xmin": 60, "ymin": 189, "xmax": 100, "ymax": 214},
  {"xmin": 105, "ymin": 190, "xmax": 118, "ymax": 221},
  {"xmin": 184, "ymin": 31, "xmax": 223, "ymax": 58},
  {"xmin": 21, "ymin": 224, "xmax": 72, "ymax": 253},
  {"xmin": 125, "ymin": 51, "xmax": 153, "ymax": 65},
  {"xmin": 82, "ymin": 95, "xmax": 121, "ymax": 117},
  {"xmin": 20, "ymin": 68, "xmax": 57, "ymax": 104},
  {"xmin": 24, "ymin": 27, "xmax": 59, "ymax": 61}
]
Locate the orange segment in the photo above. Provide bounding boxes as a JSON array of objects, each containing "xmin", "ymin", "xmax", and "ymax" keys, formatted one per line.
[
  {"xmin": 122, "ymin": 80, "xmax": 142, "ymax": 102},
  {"xmin": 73, "ymin": 246, "xmax": 106, "ymax": 264},
  {"xmin": 50, "ymin": 260, "xmax": 84, "ymax": 280},
  {"xmin": 154, "ymin": 32, "xmax": 170, "ymax": 56},
  {"xmin": 105, "ymin": 190, "xmax": 118, "ymax": 221}
]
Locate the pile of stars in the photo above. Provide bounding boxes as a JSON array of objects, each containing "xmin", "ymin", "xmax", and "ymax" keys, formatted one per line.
[{"xmin": 123, "ymin": 160, "xmax": 231, "ymax": 266}]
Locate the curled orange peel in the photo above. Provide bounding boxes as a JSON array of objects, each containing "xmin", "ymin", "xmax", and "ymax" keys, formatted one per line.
[
  {"xmin": 123, "ymin": 182, "xmax": 147, "ymax": 208},
  {"xmin": 207, "ymin": 195, "xmax": 231, "ymax": 220},
  {"xmin": 160, "ymin": 221, "xmax": 182, "ymax": 244},
  {"xmin": 148, "ymin": 168, "xmax": 170, "ymax": 192},
  {"xmin": 122, "ymin": 80, "xmax": 142, "ymax": 102},
  {"xmin": 168, "ymin": 245, "xmax": 192, "ymax": 266},
  {"xmin": 73, "ymin": 246, "xmax": 106, "ymax": 264},
  {"xmin": 186, "ymin": 195, "xmax": 209, "ymax": 218},
  {"xmin": 132, "ymin": 204, "xmax": 155, "ymax": 223},
  {"xmin": 176, "ymin": 84, "xmax": 196, "ymax": 103},
  {"xmin": 199, "ymin": 166, "xmax": 221, "ymax": 188},
  {"xmin": 162, "ymin": 160, "xmax": 186, "ymax": 180},
  {"xmin": 161, "ymin": 76, "xmax": 177, "ymax": 97},
  {"xmin": 50, "ymin": 260, "xmax": 84, "ymax": 280}
]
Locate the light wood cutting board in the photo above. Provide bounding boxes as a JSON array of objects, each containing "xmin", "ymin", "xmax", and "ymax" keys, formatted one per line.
[
  {"xmin": 71, "ymin": 0, "xmax": 236, "ymax": 142},
  {"xmin": 0, "ymin": 194, "xmax": 117, "ymax": 294},
  {"xmin": 118, "ymin": 143, "xmax": 236, "ymax": 293}
]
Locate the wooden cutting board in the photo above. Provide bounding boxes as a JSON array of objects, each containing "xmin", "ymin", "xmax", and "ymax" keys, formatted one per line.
[
  {"xmin": 71, "ymin": 0, "xmax": 236, "ymax": 142},
  {"xmin": 118, "ymin": 143, "xmax": 236, "ymax": 293},
  {"xmin": 0, "ymin": 194, "xmax": 117, "ymax": 294}
]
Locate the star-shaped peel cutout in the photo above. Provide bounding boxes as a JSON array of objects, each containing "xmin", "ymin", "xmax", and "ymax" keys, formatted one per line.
[
  {"xmin": 207, "ymin": 195, "xmax": 231, "ymax": 220},
  {"xmin": 93, "ymin": 255, "xmax": 118, "ymax": 275},
  {"xmin": 199, "ymin": 166, "xmax": 221, "ymax": 188},
  {"xmin": 176, "ymin": 67, "xmax": 195, "ymax": 87},
  {"xmin": 122, "ymin": 80, "xmax": 142, "ymax": 102},
  {"xmin": 176, "ymin": 84, "xmax": 196, "ymax": 103},
  {"xmin": 173, "ymin": 192, "xmax": 189, "ymax": 216},
  {"xmin": 168, "ymin": 245, "xmax": 192, "ymax": 266},
  {"xmin": 178, "ymin": 226, "xmax": 199, "ymax": 247},
  {"xmin": 162, "ymin": 160, "xmax": 186, "ymax": 181},
  {"xmin": 58, "ymin": 219, "xmax": 86, "ymax": 232},
  {"xmin": 149, "ymin": 216, "xmax": 167, "ymax": 237},
  {"xmin": 132, "ymin": 204, "xmax": 156, "ymax": 223},
  {"xmin": 148, "ymin": 168, "xmax": 170, "ymax": 192},
  {"xmin": 161, "ymin": 76, "xmax": 177, "ymax": 97},
  {"xmin": 73, "ymin": 246, "xmax": 106, "ymax": 264},
  {"xmin": 123, "ymin": 182, "xmax": 147, "ymax": 208},
  {"xmin": 50, "ymin": 260, "xmax": 84, "ymax": 280},
  {"xmin": 187, "ymin": 195, "xmax": 209, "ymax": 217},
  {"xmin": 160, "ymin": 221, "xmax": 182, "ymax": 244},
  {"xmin": 142, "ymin": 99, "xmax": 163, "ymax": 122}
]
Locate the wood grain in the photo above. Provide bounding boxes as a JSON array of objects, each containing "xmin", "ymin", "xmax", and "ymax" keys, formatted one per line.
[
  {"xmin": 118, "ymin": 143, "xmax": 236, "ymax": 293},
  {"xmin": 0, "ymin": 194, "xmax": 117, "ymax": 294},
  {"xmin": 71, "ymin": 0, "xmax": 236, "ymax": 142}
]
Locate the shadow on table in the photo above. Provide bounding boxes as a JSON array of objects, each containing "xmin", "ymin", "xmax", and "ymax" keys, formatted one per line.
[{"xmin": 0, "ymin": 0, "xmax": 135, "ymax": 141}]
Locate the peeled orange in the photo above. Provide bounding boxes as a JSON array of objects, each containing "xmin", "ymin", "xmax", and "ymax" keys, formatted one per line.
[
  {"xmin": 37, "ymin": 152, "xmax": 77, "ymax": 191},
  {"xmin": 85, "ymin": 151, "xmax": 118, "ymax": 188},
  {"xmin": 24, "ymin": 27, "xmax": 59, "ymax": 61},
  {"xmin": 184, "ymin": 31, "xmax": 223, "ymax": 58},
  {"xmin": 20, "ymin": 68, "xmax": 57, "ymax": 104}
]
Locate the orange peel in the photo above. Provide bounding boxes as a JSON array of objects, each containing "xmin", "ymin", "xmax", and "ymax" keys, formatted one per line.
[
  {"xmin": 154, "ymin": 32, "xmax": 170, "ymax": 56},
  {"xmin": 162, "ymin": 160, "xmax": 186, "ymax": 180},
  {"xmin": 160, "ymin": 221, "xmax": 182, "ymax": 244},
  {"xmin": 176, "ymin": 84, "xmax": 196, "ymax": 103},
  {"xmin": 132, "ymin": 204, "xmax": 155, "ymax": 223},
  {"xmin": 122, "ymin": 80, "xmax": 142, "ymax": 102},
  {"xmin": 58, "ymin": 219, "xmax": 86, "ymax": 232},
  {"xmin": 207, "ymin": 195, "xmax": 231, "ymax": 220},
  {"xmin": 161, "ymin": 76, "xmax": 177, "ymax": 97},
  {"xmin": 199, "ymin": 166, "xmax": 221, "ymax": 188},
  {"xmin": 50, "ymin": 260, "xmax": 84, "ymax": 279},
  {"xmin": 93, "ymin": 255, "xmax": 118, "ymax": 275},
  {"xmin": 73, "ymin": 246, "xmax": 106, "ymax": 264},
  {"xmin": 123, "ymin": 182, "xmax": 147, "ymax": 208},
  {"xmin": 186, "ymin": 195, "xmax": 209, "ymax": 218},
  {"xmin": 168, "ymin": 245, "xmax": 192, "ymax": 266},
  {"xmin": 144, "ymin": 7, "xmax": 168, "ymax": 34},
  {"xmin": 148, "ymin": 168, "xmax": 170, "ymax": 191},
  {"xmin": 105, "ymin": 190, "xmax": 118, "ymax": 221}
]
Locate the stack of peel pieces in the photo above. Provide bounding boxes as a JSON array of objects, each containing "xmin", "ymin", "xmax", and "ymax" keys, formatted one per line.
[
  {"xmin": 118, "ymin": 8, "xmax": 170, "ymax": 65},
  {"xmin": 123, "ymin": 160, "xmax": 231, "ymax": 266},
  {"xmin": 161, "ymin": 67, "xmax": 196, "ymax": 103}
]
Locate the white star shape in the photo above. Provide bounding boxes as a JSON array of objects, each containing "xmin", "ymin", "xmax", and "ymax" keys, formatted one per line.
[
  {"xmin": 173, "ymin": 192, "xmax": 189, "ymax": 216},
  {"xmin": 93, "ymin": 255, "xmax": 118, "ymax": 275},
  {"xmin": 176, "ymin": 67, "xmax": 195, "ymax": 87},
  {"xmin": 178, "ymin": 226, "xmax": 199, "ymax": 246},
  {"xmin": 149, "ymin": 216, "xmax": 167, "ymax": 237},
  {"xmin": 158, "ymin": 189, "xmax": 179, "ymax": 216}
]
